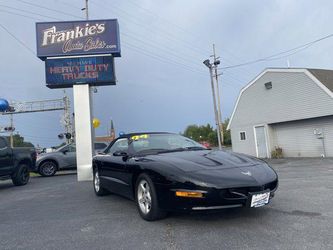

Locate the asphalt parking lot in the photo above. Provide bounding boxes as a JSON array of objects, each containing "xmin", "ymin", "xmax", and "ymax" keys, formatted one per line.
[{"xmin": 1, "ymin": 158, "xmax": 333, "ymax": 250}]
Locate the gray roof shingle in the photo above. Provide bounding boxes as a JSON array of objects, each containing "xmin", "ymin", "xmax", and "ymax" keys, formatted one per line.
[{"xmin": 307, "ymin": 68, "xmax": 333, "ymax": 93}]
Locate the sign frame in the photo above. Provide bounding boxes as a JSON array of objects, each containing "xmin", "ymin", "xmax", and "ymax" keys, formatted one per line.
[
  {"xmin": 44, "ymin": 55, "xmax": 116, "ymax": 89},
  {"xmin": 36, "ymin": 19, "xmax": 121, "ymax": 60}
]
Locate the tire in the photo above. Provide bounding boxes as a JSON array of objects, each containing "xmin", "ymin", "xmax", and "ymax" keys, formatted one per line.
[
  {"xmin": 93, "ymin": 168, "xmax": 109, "ymax": 196},
  {"xmin": 39, "ymin": 161, "xmax": 57, "ymax": 177},
  {"xmin": 135, "ymin": 173, "xmax": 167, "ymax": 221},
  {"xmin": 12, "ymin": 164, "xmax": 30, "ymax": 186}
]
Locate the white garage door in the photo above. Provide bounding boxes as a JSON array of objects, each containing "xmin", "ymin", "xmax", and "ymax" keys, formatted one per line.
[{"xmin": 271, "ymin": 117, "xmax": 333, "ymax": 157}]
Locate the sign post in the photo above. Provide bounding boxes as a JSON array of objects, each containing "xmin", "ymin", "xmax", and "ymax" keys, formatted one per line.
[
  {"xmin": 73, "ymin": 84, "xmax": 95, "ymax": 180},
  {"xmin": 36, "ymin": 19, "xmax": 121, "ymax": 181}
]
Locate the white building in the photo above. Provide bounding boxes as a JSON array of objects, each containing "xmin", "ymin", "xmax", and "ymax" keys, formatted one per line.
[{"xmin": 227, "ymin": 68, "xmax": 333, "ymax": 158}]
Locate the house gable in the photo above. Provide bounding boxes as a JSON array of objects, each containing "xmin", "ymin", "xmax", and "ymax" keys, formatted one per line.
[{"xmin": 227, "ymin": 68, "xmax": 333, "ymax": 130}]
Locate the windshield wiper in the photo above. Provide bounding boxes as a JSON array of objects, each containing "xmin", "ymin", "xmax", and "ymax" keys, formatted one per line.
[
  {"xmin": 135, "ymin": 148, "xmax": 167, "ymax": 155},
  {"xmin": 135, "ymin": 147, "xmax": 208, "ymax": 156},
  {"xmin": 184, "ymin": 146, "xmax": 209, "ymax": 150},
  {"xmin": 156, "ymin": 148, "xmax": 186, "ymax": 153}
]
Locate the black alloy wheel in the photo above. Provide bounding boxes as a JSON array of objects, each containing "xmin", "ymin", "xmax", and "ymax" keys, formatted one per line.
[{"xmin": 12, "ymin": 164, "xmax": 30, "ymax": 186}]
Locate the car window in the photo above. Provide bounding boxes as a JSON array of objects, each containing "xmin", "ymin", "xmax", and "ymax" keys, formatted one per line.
[
  {"xmin": 107, "ymin": 138, "xmax": 128, "ymax": 155},
  {"xmin": 59, "ymin": 145, "xmax": 69, "ymax": 153},
  {"xmin": 130, "ymin": 134, "xmax": 204, "ymax": 154},
  {"xmin": 68, "ymin": 145, "xmax": 76, "ymax": 152},
  {"xmin": 0, "ymin": 138, "xmax": 7, "ymax": 148},
  {"xmin": 94, "ymin": 142, "xmax": 107, "ymax": 150},
  {"xmin": 59, "ymin": 145, "xmax": 75, "ymax": 153}
]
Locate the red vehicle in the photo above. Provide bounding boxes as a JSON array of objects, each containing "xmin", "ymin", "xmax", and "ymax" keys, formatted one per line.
[{"xmin": 200, "ymin": 141, "xmax": 211, "ymax": 149}]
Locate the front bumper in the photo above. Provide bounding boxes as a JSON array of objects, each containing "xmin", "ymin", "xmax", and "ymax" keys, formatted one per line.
[{"xmin": 155, "ymin": 179, "xmax": 278, "ymax": 211}]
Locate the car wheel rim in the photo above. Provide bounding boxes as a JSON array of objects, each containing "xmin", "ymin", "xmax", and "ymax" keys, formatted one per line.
[
  {"xmin": 137, "ymin": 180, "xmax": 152, "ymax": 215},
  {"xmin": 94, "ymin": 171, "xmax": 100, "ymax": 192},
  {"xmin": 42, "ymin": 163, "xmax": 55, "ymax": 175}
]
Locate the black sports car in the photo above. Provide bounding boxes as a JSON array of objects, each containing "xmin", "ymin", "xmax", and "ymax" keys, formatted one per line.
[{"xmin": 93, "ymin": 132, "xmax": 278, "ymax": 221}]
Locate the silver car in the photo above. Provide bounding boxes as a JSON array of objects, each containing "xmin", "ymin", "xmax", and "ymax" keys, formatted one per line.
[{"xmin": 36, "ymin": 142, "xmax": 108, "ymax": 177}]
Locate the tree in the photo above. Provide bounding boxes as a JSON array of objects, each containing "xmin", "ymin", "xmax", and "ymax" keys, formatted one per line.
[
  {"xmin": 5, "ymin": 134, "xmax": 35, "ymax": 147},
  {"xmin": 183, "ymin": 124, "xmax": 217, "ymax": 146},
  {"xmin": 183, "ymin": 119, "xmax": 232, "ymax": 147},
  {"xmin": 222, "ymin": 118, "xmax": 231, "ymax": 146}
]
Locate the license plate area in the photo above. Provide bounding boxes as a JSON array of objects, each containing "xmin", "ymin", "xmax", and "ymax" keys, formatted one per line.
[{"xmin": 249, "ymin": 190, "xmax": 270, "ymax": 208}]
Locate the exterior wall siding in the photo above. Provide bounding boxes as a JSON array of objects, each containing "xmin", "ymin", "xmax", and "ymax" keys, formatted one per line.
[
  {"xmin": 230, "ymin": 125, "xmax": 257, "ymax": 156},
  {"xmin": 229, "ymin": 71, "xmax": 333, "ymax": 128},
  {"xmin": 229, "ymin": 70, "xmax": 333, "ymax": 157},
  {"xmin": 271, "ymin": 116, "xmax": 333, "ymax": 157}
]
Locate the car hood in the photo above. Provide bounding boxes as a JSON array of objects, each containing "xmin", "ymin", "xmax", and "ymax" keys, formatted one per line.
[
  {"xmin": 145, "ymin": 150, "xmax": 277, "ymax": 187},
  {"xmin": 146, "ymin": 150, "xmax": 260, "ymax": 172},
  {"xmin": 36, "ymin": 152, "xmax": 62, "ymax": 162}
]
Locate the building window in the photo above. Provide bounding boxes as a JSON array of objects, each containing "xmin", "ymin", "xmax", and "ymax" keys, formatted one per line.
[{"xmin": 240, "ymin": 132, "xmax": 246, "ymax": 141}]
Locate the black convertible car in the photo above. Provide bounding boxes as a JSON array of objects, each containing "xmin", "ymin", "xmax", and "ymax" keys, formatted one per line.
[{"xmin": 93, "ymin": 132, "xmax": 278, "ymax": 221}]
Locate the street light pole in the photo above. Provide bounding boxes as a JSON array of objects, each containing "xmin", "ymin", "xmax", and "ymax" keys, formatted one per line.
[{"xmin": 204, "ymin": 59, "xmax": 222, "ymax": 150}]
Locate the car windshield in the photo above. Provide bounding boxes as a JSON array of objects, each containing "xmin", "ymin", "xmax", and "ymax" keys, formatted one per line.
[
  {"xmin": 129, "ymin": 133, "xmax": 207, "ymax": 154},
  {"xmin": 56, "ymin": 144, "xmax": 71, "ymax": 152}
]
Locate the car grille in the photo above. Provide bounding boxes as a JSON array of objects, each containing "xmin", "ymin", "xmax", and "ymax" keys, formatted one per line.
[
  {"xmin": 263, "ymin": 180, "xmax": 278, "ymax": 191},
  {"xmin": 220, "ymin": 180, "xmax": 278, "ymax": 200}
]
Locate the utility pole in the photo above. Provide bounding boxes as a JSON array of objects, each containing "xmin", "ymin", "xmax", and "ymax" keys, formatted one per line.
[
  {"xmin": 10, "ymin": 114, "xmax": 13, "ymax": 147},
  {"xmin": 212, "ymin": 44, "xmax": 224, "ymax": 145},
  {"xmin": 203, "ymin": 59, "xmax": 222, "ymax": 150},
  {"xmin": 83, "ymin": 0, "xmax": 89, "ymax": 20},
  {"xmin": 63, "ymin": 91, "xmax": 73, "ymax": 144}
]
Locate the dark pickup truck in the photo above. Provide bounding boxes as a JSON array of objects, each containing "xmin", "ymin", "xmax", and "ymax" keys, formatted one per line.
[{"xmin": 0, "ymin": 136, "xmax": 36, "ymax": 186}]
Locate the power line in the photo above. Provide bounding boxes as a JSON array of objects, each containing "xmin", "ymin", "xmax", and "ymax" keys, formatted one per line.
[
  {"xmin": 0, "ymin": 22, "xmax": 35, "ymax": 56},
  {"xmin": 122, "ymin": 41, "xmax": 245, "ymax": 89},
  {"xmin": 0, "ymin": 4, "xmax": 62, "ymax": 21},
  {"xmin": 0, "ymin": 1, "xmax": 245, "ymax": 89},
  {"xmin": 121, "ymin": 31, "xmax": 205, "ymax": 72},
  {"xmin": 123, "ymin": 0, "xmax": 212, "ymax": 54},
  {"xmin": 220, "ymin": 33, "xmax": 333, "ymax": 70},
  {"xmin": 91, "ymin": 1, "xmax": 211, "ymax": 58},
  {"xmin": 120, "ymin": 0, "xmax": 254, "ymax": 77},
  {"xmin": 14, "ymin": 0, "xmax": 83, "ymax": 19},
  {"xmin": 122, "ymin": 41, "xmax": 207, "ymax": 76},
  {"xmin": 91, "ymin": 1, "xmax": 252, "ymax": 82},
  {"xmin": 93, "ymin": 3, "xmax": 245, "ymax": 87},
  {"xmin": 22, "ymin": 134, "xmax": 59, "ymax": 140},
  {"xmin": 57, "ymin": 0, "xmax": 82, "ymax": 11},
  {"xmin": 4, "ymin": 1, "xmax": 212, "ymax": 80},
  {"xmin": 0, "ymin": 9, "xmax": 44, "ymax": 21}
]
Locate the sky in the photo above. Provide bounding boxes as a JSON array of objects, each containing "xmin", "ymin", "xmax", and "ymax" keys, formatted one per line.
[{"xmin": 0, "ymin": 0, "xmax": 333, "ymax": 147}]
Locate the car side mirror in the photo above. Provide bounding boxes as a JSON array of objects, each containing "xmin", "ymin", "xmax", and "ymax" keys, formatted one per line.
[{"xmin": 113, "ymin": 151, "xmax": 128, "ymax": 157}]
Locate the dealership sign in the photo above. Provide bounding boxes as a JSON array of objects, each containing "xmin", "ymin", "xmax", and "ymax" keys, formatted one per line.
[
  {"xmin": 45, "ymin": 56, "xmax": 115, "ymax": 88},
  {"xmin": 36, "ymin": 19, "xmax": 121, "ymax": 59}
]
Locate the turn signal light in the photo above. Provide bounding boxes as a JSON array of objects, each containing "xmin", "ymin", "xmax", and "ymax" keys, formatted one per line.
[{"xmin": 175, "ymin": 191, "xmax": 204, "ymax": 198}]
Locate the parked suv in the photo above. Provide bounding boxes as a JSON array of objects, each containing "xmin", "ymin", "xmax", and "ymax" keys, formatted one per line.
[
  {"xmin": 0, "ymin": 136, "xmax": 36, "ymax": 186},
  {"xmin": 36, "ymin": 142, "xmax": 108, "ymax": 177}
]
